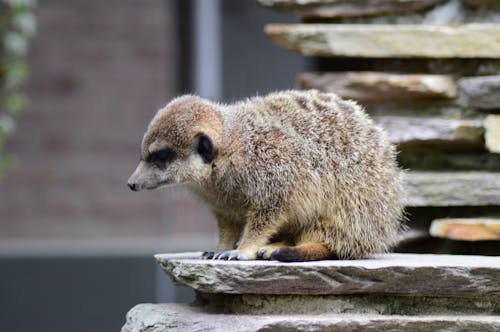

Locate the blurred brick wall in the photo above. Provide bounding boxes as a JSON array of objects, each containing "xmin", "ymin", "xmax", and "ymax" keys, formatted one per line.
[{"xmin": 0, "ymin": 0, "xmax": 183, "ymax": 238}]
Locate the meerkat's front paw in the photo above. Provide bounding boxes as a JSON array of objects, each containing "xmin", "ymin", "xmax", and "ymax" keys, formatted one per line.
[
  {"xmin": 210, "ymin": 249, "xmax": 256, "ymax": 261},
  {"xmin": 201, "ymin": 251, "xmax": 215, "ymax": 259}
]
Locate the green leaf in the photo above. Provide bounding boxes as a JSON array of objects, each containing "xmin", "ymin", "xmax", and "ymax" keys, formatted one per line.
[
  {"xmin": 12, "ymin": 11, "xmax": 36, "ymax": 36},
  {"xmin": 0, "ymin": 0, "xmax": 35, "ymax": 177},
  {"xmin": 4, "ymin": 92, "xmax": 27, "ymax": 114},
  {"xmin": 4, "ymin": 60, "xmax": 28, "ymax": 89}
]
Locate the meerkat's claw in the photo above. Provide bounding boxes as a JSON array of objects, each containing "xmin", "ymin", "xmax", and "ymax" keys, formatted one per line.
[
  {"xmin": 256, "ymin": 248, "xmax": 267, "ymax": 259},
  {"xmin": 227, "ymin": 252, "xmax": 241, "ymax": 260},
  {"xmin": 212, "ymin": 250, "xmax": 254, "ymax": 260},
  {"xmin": 212, "ymin": 251, "xmax": 224, "ymax": 259},
  {"xmin": 256, "ymin": 243, "xmax": 289, "ymax": 260},
  {"xmin": 213, "ymin": 250, "xmax": 231, "ymax": 260},
  {"xmin": 201, "ymin": 251, "xmax": 214, "ymax": 259}
]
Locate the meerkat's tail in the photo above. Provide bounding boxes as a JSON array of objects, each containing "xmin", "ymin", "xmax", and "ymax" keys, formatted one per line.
[{"xmin": 270, "ymin": 242, "xmax": 333, "ymax": 262}]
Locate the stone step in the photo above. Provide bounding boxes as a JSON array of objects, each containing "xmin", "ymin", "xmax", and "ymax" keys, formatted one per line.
[
  {"xmin": 430, "ymin": 218, "xmax": 500, "ymax": 241},
  {"xmin": 265, "ymin": 24, "xmax": 500, "ymax": 58},
  {"xmin": 485, "ymin": 115, "xmax": 500, "ymax": 153},
  {"xmin": 155, "ymin": 252, "xmax": 500, "ymax": 297},
  {"xmin": 406, "ymin": 171, "xmax": 500, "ymax": 206},
  {"xmin": 257, "ymin": 0, "xmax": 442, "ymax": 18},
  {"xmin": 374, "ymin": 116, "xmax": 484, "ymax": 150},
  {"xmin": 122, "ymin": 303, "xmax": 500, "ymax": 332},
  {"xmin": 298, "ymin": 72, "xmax": 457, "ymax": 102}
]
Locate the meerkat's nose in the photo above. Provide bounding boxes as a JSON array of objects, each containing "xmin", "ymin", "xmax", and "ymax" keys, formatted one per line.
[{"xmin": 128, "ymin": 182, "xmax": 138, "ymax": 191}]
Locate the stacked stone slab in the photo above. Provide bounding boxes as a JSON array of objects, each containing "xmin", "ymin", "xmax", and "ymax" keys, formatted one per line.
[
  {"xmin": 261, "ymin": 0, "xmax": 500, "ymax": 245},
  {"xmin": 122, "ymin": 253, "xmax": 500, "ymax": 331}
]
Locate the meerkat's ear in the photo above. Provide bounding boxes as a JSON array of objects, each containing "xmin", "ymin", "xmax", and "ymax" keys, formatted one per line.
[{"xmin": 195, "ymin": 133, "xmax": 216, "ymax": 163}]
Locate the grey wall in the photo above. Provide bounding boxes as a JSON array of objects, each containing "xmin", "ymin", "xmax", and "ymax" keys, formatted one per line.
[
  {"xmin": 0, "ymin": 1, "xmax": 309, "ymax": 332},
  {"xmin": 0, "ymin": 257, "xmax": 155, "ymax": 332},
  {"xmin": 222, "ymin": 0, "xmax": 309, "ymax": 101}
]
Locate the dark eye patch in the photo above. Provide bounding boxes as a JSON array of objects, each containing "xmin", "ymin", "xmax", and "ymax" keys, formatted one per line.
[
  {"xmin": 147, "ymin": 148, "xmax": 176, "ymax": 169},
  {"xmin": 196, "ymin": 133, "xmax": 216, "ymax": 164}
]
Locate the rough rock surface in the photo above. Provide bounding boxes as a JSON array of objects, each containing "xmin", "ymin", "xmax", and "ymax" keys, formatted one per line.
[
  {"xmin": 430, "ymin": 218, "xmax": 500, "ymax": 241},
  {"xmin": 373, "ymin": 116, "xmax": 484, "ymax": 150},
  {"xmin": 196, "ymin": 292, "xmax": 500, "ymax": 315},
  {"xmin": 156, "ymin": 252, "xmax": 500, "ymax": 297},
  {"xmin": 459, "ymin": 75, "xmax": 500, "ymax": 110},
  {"xmin": 406, "ymin": 171, "xmax": 500, "ymax": 206},
  {"xmin": 257, "ymin": 0, "xmax": 443, "ymax": 18},
  {"xmin": 485, "ymin": 115, "xmax": 500, "ymax": 153},
  {"xmin": 297, "ymin": 72, "xmax": 457, "ymax": 102},
  {"xmin": 265, "ymin": 24, "xmax": 500, "ymax": 58},
  {"xmin": 122, "ymin": 303, "xmax": 500, "ymax": 332}
]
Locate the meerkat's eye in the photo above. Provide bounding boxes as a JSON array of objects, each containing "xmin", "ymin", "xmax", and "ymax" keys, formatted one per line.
[
  {"xmin": 196, "ymin": 133, "xmax": 216, "ymax": 163},
  {"xmin": 147, "ymin": 148, "xmax": 176, "ymax": 169}
]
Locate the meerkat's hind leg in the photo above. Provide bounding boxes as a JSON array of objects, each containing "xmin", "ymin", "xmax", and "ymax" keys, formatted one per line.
[{"xmin": 270, "ymin": 242, "xmax": 334, "ymax": 262}]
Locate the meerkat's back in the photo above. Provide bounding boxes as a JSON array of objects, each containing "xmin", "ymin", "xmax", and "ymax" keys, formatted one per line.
[
  {"xmin": 229, "ymin": 90, "xmax": 389, "ymax": 169},
  {"xmin": 204, "ymin": 90, "xmax": 405, "ymax": 260}
]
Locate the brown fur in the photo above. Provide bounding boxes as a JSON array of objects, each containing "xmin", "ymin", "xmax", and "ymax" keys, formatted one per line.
[
  {"xmin": 270, "ymin": 242, "xmax": 332, "ymax": 262},
  {"xmin": 128, "ymin": 90, "xmax": 406, "ymax": 261}
]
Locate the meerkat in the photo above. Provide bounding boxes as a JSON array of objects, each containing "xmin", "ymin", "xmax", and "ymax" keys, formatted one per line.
[{"xmin": 127, "ymin": 90, "xmax": 405, "ymax": 261}]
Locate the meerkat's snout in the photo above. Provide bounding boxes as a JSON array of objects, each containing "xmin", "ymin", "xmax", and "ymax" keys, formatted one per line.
[
  {"xmin": 127, "ymin": 172, "xmax": 140, "ymax": 191},
  {"xmin": 127, "ymin": 154, "xmax": 173, "ymax": 192},
  {"xmin": 127, "ymin": 161, "xmax": 148, "ymax": 192},
  {"xmin": 127, "ymin": 131, "xmax": 219, "ymax": 192},
  {"xmin": 128, "ymin": 181, "xmax": 137, "ymax": 191}
]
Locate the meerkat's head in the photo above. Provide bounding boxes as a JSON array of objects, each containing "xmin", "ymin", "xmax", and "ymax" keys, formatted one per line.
[{"xmin": 127, "ymin": 95, "xmax": 223, "ymax": 191}]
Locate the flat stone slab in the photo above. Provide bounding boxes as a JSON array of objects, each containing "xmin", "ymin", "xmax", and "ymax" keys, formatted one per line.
[
  {"xmin": 485, "ymin": 115, "xmax": 500, "ymax": 153},
  {"xmin": 374, "ymin": 116, "xmax": 484, "ymax": 150},
  {"xmin": 156, "ymin": 252, "xmax": 500, "ymax": 297},
  {"xmin": 406, "ymin": 171, "xmax": 500, "ymax": 206},
  {"xmin": 298, "ymin": 72, "xmax": 457, "ymax": 102},
  {"xmin": 122, "ymin": 303, "xmax": 500, "ymax": 332},
  {"xmin": 430, "ymin": 218, "xmax": 500, "ymax": 241},
  {"xmin": 459, "ymin": 75, "xmax": 500, "ymax": 110},
  {"xmin": 257, "ymin": 0, "xmax": 443, "ymax": 18},
  {"xmin": 265, "ymin": 24, "xmax": 500, "ymax": 58}
]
